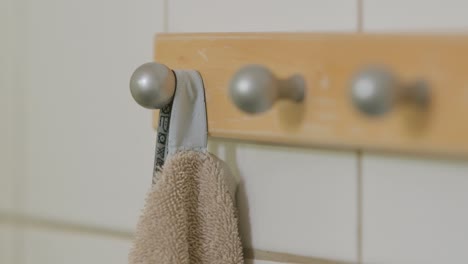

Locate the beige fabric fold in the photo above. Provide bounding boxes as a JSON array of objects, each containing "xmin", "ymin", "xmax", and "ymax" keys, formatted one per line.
[{"xmin": 129, "ymin": 151, "xmax": 244, "ymax": 264}]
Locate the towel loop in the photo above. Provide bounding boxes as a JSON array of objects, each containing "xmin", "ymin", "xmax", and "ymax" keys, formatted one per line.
[
  {"xmin": 130, "ymin": 62, "xmax": 176, "ymax": 109},
  {"xmin": 229, "ymin": 64, "xmax": 306, "ymax": 114}
]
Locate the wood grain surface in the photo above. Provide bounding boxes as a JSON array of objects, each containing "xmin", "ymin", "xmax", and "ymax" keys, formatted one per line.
[{"xmin": 154, "ymin": 33, "xmax": 468, "ymax": 157}]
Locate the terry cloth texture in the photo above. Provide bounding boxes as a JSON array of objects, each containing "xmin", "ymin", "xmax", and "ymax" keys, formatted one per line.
[{"xmin": 129, "ymin": 150, "xmax": 243, "ymax": 264}]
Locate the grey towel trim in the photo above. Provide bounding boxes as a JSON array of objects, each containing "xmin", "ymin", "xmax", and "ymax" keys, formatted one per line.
[{"xmin": 167, "ymin": 70, "xmax": 207, "ymax": 156}]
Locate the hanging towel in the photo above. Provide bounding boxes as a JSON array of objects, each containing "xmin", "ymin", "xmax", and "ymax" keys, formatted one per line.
[{"xmin": 129, "ymin": 70, "xmax": 244, "ymax": 264}]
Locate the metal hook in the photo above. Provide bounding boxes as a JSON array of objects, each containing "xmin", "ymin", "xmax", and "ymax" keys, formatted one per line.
[
  {"xmin": 129, "ymin": 62, "xmax": 176, "ymax": 109},
  {"xmin": 350, "ymin": 66, "xmax": 430, "ymax": 116},
  {"xmin": 229, "ymin": 64, "xmax": 305, "ymax": 114}
]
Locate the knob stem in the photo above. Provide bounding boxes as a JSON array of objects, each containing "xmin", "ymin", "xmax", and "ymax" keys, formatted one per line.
[
  {"xmin": 278, "ymin": 75, "xmax": 306, "ymax": 102},
  {"xmin": 400, "ymin": 80, "xmax": 430, "ymax": 108}
]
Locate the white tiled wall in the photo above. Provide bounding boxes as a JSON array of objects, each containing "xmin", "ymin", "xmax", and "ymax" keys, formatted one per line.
[
  {"xmin": 363, "ymin": 0, "xmax": 468, "ymax": 32},
  {"xmin": 19, "ymin": 0, "xmax": 164, "ymax": 231},
  {"xmin": 210, "ymin": 141, "xmax": 358, "ymax": 261},
  {"xmin": 2, "ymin": 0, "xmax": 28, "ymax": 214},
  {"xmin": 3, "ymin": 0, "xmax": 468, "ymax": 263},
  {"xmin": 168, "ymin": 0, "xmax": 357, "ymax": 32},
  {"xmin": 0, "ymin": 0, "xmax": 12, "ymax": 211},
  {"xmin": 0, "ymin": 225, "xmax": 14, "ymax": 264},
  {"xmin": 362, "ymin": 155, "xmax": 468, "ymax": 264},
  {"xmin": 22, "ymin": 229, "xmax": 131, "ymax": 264}
]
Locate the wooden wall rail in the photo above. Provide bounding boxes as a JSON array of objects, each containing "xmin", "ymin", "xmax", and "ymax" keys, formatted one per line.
[{"xmin": 154, "ymin": 33, "xmax": 468, "ymax": 157}]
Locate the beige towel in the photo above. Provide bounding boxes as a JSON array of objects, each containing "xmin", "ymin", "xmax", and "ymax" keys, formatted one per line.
[{"xmin": 129, "ymin": 151, "xmax": 244, "ymax": 264}]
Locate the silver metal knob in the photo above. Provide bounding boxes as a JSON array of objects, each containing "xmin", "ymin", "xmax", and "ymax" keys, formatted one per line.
[
  {"xmin": 130, "ymin": 62, "xmax": 176, "ymax": 109},
  {"xmin": 350, "ymin": 66, "xmax": 429, "ymax": 116},
  {"xmin": 229, "ymin": 64, "xmax": 305, "ymax": 114}
]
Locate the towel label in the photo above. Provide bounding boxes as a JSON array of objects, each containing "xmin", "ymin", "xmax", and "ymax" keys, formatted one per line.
[{"xmin": 153, "ymin": 101, "xmax": 173, "ymax": 184}]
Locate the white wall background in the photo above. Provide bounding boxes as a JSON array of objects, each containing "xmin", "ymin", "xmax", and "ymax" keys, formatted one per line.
[{"xmin": 2, "ymin": 0, "xmax": 468, "ymax": 263}]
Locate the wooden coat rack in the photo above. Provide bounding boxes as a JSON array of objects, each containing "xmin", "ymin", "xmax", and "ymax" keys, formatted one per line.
[{"xmin": 138, "ymin": 33, "xmax": 468, "ymax": 157}]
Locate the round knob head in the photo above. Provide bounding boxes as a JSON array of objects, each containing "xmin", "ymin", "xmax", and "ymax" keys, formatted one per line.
[
  {"xmin": 350, "ymin": 67, "xmax": 397, "ymax": 116},
  {"xmin": 229, "ymin": 65, "xmax": 279, "ymax": 114},
  {"xmin": 129, "ymin": 62, "xmax": 175, "ymax": 109}
]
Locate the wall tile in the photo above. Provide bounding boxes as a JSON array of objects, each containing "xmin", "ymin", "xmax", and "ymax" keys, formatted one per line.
[
  {"xmin": 2, "ymin": 0, "xmax": 29, "ymax": 214},
  {"xmin": 21, "ymin": 0, "xmax": 164, "ymax": 230},
  {"xmin": 0, "ymin": 225, "xmax": 14, "ymax": 264},
  {"xmin": 23, "ymin": 229, "xmax": 131, "ymax": 264},
  {"xmin": 0, "ymin": 89, "xmax": 12, "ymax": 211},
  {"xmin": 210, "ymin": 141, "xmax": 358, "ymax": 262},
  {"xmin": 362, "ymin": 154, "xmax": 468, "ymax": 264},
  {"xmin": 0, "ymin": 0, "xmax": 12, "ymax": 212},
  {"xmin": 363, "ymin": 0, "xmax": 468, "ymax": 32},
  {"xmin": 169, "ymin": 0, "xmax": 357, "ymax": 32}
]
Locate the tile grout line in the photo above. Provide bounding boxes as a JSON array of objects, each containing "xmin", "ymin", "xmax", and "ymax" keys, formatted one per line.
[
  {"xmin": 245, "ymin": 248, "xmax": 355, "ymax": 264},
  {"xmin": 357, "ymin": 150, "xmax": 363, "ymax": 264},
  {"xmin": 356, "ymin": 0, "xmax": 364, "ymax": 261},
  {"xmin": 0, "ymin": 212, "xmax": 134, "ymax": 241}
]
